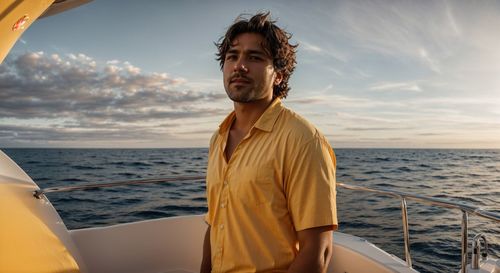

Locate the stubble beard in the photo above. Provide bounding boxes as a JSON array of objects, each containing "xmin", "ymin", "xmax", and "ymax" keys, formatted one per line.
[
  {"xmin": 225, "ymin": 78, "xmax": 261, "ymax": 103},
  {"xmin": 225, "ymin": 70, "xmax": 261, "ymax": 103},
  {"xmin": 226, "ymin": 87, "xmax": 256, "ymax": 103}
]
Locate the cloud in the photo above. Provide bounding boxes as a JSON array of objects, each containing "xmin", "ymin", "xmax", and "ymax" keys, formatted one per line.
[
  {"xmin": 331, "ymin": 1, "xmax": 462, "ymax": 71},
  {"xmin": 298, "ymin": 40, "xmax": 348, "ymax": 62},
  {"xmin": 344, "ymin": 127, "xmax": 414, "ymax": 131},
  {"xmin": 286, "ymin": 97, "xmax": 326, "ymax": 105},
  {"xmin": 301, "ymin": 41, "xmax": 323, "ymax": 53},
  {"xmin": 417, "ymin": 133, "xmax": 446, "ymax": 136},
  {"xmin": 0, "ymin": 52, "xmax": 227, "ymax": 147},
  {"xmin": 0, "ymin": 52, "xmax": 225, "ymax": 119},
  {"xmin": 369, "ymin": 81, "xmax": 422, "ymax": 92},
  {"xmin": 308, "ymin": 0, "xmax": 500, "ymax": 79},
  {"xmin": 175, "ymin": 129, "xmax": 216, "ymax": 135}
]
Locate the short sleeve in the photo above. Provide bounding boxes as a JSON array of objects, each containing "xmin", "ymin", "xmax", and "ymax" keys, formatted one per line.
[
  {"xmin": 204, "ymin": 130, "xmax": 219, "ymax": 227},
  {"xmin": 204, "ymin": 213, "xmax": 211, "ymax": 226},
  {"xmin": 285, "ymin": 136, "xmax": 337, "ymax": 231}
]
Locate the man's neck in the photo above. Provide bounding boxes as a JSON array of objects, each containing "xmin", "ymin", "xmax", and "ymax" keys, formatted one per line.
[{"xmin": 231, "ymin": 97, "xmax": 273, "ymax": 135}]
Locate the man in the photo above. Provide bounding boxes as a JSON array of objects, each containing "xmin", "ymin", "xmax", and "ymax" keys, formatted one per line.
[{"xmin": 201, "ymin": 12, "xmax": 337, "ymax": 273}]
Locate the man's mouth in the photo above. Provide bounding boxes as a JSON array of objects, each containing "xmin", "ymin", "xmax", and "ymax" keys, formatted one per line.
[{"xmin": 230, "ymin": 77, "xmax": 251, "ymax": 84}]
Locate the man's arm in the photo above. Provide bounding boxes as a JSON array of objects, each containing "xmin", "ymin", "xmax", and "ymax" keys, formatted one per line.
[
  {"xmin": 200, "ymin": 226, "xmax": 211, "ymax": 273},
  {"xmin": 287, "ymin": 225, "xmax": 333, "ymax": 273}
]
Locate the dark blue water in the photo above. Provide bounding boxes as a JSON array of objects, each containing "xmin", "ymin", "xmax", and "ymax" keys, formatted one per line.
[{"xmin": 2, "ymin": 148, "xmax": 499, "ymax": 273}]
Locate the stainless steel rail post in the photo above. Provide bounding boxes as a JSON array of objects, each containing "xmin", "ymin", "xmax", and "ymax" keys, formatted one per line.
[
  {"xmin": 401, "ymin": 197, "xmax": 412, "ymax": 268},
  {"xmin": 461, "ymin": 211, "xmax": 468, "ymax": 273}
]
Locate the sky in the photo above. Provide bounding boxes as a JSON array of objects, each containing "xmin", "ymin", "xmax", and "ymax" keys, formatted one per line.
[{"xmin": 1, "ymin": 0, "xmax": 500, "ymax": 148}]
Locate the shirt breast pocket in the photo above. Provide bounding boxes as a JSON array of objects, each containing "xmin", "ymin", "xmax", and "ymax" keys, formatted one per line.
[{"xmin": 236, "ymin": 165, "xmax": 275, "ymax": 206}]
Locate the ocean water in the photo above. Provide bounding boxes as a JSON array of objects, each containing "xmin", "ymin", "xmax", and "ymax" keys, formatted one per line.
[{"xmin": 2, "ymin": 148, "xmax": 499, "ymax": 273}]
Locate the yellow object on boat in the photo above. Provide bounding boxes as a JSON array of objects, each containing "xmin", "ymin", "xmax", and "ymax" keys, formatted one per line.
[
  {"xmin": 0, "ymin": 183, "xmax": 80, "ymax": 272},
  {"xmin": 0, "ymin": 0, "xmax": 54, "ymax": 63}
]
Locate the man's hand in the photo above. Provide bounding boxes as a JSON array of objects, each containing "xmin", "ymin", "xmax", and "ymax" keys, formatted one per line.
[
  {"xmin": 287, "ymin": 225, "xmax": 333, "ymax": 273},
  {"xmin": 200, "ymin": 226, "xmax": 211, "ymax": 273}
]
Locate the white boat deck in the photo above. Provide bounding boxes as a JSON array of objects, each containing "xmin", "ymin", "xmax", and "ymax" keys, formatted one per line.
[{"xmin": 70, "ymin": 215, "xmax": 418, "ymax": 273}]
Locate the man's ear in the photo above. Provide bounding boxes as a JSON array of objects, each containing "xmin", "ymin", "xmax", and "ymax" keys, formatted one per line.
[{"xmin": 274, "ymin": 71, "xmax": 283, "ymax": 86}]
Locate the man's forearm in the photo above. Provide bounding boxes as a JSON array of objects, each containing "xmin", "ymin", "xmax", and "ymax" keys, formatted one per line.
[
  {"xmin": 288, "ymin": 227, "xmax": 333, "ymax": 273},
  {"xmin": 287, "ymin": 244, "xmax": 331, "ymax": 273},
  {"xmin": 200, "ymin": 226, "xmax": 211, "ymax": 273}
]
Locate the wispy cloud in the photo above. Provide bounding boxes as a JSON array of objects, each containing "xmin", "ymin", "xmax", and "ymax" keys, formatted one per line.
[
  {"xmin": 344, "ymin": 127, "xmax": 414, "ymax": 131},
  {"xmin": 369, "ymin": 81, "xmax": 422, "ymax": 92},
  {"xmin": 301, "ymin": 41, "xmax": 323, "ymax": 53},
  {"xmin": 331, "ymin": 1, "xmax": 464, "ymax": 72},
  {"xmin": 298, "ymin": 40, "xmax": 348, "ymax": 62}
]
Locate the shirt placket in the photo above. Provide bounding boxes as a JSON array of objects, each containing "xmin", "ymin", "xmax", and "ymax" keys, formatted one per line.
[
  {"xmin": 214, "ymin": 148, "xmax": 230, "ymax": 272},
  {"xmin": 214, "ymin": 126, "xmax": 252, "ymax": 272}
]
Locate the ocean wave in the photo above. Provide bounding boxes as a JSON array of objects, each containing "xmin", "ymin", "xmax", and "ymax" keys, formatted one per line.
[
  {"xmin": 110, "ymin": 161, "xmax": 154, "ymax": 167},
  {"xmin": 59, "ymin": 178, "xmax": 87, "ymax": 182},
  {"xmin": 26, "ymin": 160, "xmax": 41, "ymax": 164},
  {"xmin": 131, "ymin": 210, "xmax": 174, "ymax": 218},
  {"xmin": 396, "ymin": 166, "xmax": 413, "ymax": 172},
  {"xmin": 341, "ymin": 221, "xmax": 382, "ymax": 229},
  {"xmin": 152, "ymin": 161, "xmax": 171, "ymax": 165},
  {"xmin": 157, "ymin": 204, "xmax": 207, "ymax": 213},
  {"xmin": 72, "ymin": 165, "xmax": 105, "ymax": 170}
]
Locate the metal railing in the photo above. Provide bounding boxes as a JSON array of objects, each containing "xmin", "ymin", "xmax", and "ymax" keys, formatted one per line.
[
  {"xmin": 336, "ymin": 182, "xmax": 500, "ymax": 273},
  {"xmin": 33, "ymin": 176, "xmax": 500, "ymax": 273},
  {"xmin": 33, "ymin": 176, "xmax": 205, "ymax": 198}
]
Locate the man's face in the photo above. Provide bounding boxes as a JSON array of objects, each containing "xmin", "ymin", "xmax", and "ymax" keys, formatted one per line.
[{"xmin": 223, "ymin": 33, "xmax": 282, "ymax": 103}]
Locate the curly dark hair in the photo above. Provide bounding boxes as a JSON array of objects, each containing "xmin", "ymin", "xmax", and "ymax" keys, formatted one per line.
[{"xmin": 216, "ymin": 12, "xmax": 298, "ymax": 99}]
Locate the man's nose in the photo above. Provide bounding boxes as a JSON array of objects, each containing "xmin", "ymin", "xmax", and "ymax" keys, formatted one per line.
[{"xmin": 233, "ymin": 58, "xmax": 249, "ymax": 73}]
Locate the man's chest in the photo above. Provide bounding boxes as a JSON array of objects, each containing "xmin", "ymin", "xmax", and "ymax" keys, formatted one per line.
[
  {"xmin": 224, "ymin": 128, "xmax": 246, "ymax": 162},
  {"xmin": 207, "ymin": 132, "xmax": 287, "ymax": 208}
]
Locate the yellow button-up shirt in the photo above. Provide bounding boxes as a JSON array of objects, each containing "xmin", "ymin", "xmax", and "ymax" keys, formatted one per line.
[{"xmin": 205, "ymin": 98, "xmax": 337, "ymax": 273}]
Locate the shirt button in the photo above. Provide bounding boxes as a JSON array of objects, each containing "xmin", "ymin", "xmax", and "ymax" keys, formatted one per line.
[
  {"xmin": 220, "ymin": 224, "xmax": 224, "ymax": 230},
  {"xmin": 224, "ymin": 180, "xmax": 228, "ymax": 186},
  {"xmin": 220, "ymin": 203, "xmax": 226, "ymax": 208}
]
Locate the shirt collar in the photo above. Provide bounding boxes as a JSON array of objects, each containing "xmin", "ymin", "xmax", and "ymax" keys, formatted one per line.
[
  {"xmin": 218, "ymin": 111, "xmax": 236, "ymax": 135},
  {"xmin": 218, "ymin": 98, "xmax": 283, "ymax": 135},
  {"xmin": 253, "ymin": 98, "xmax": 283, "ymax": 132}
]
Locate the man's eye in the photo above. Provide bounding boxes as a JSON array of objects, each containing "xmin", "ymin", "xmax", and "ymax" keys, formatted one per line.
[
  {"xmin": 226, "ymin": 55, "xmax": 236, "ymax": 61},
  {"xmin": 249, "ymin": 55, "xmax": 262, "ymax": 60}
]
